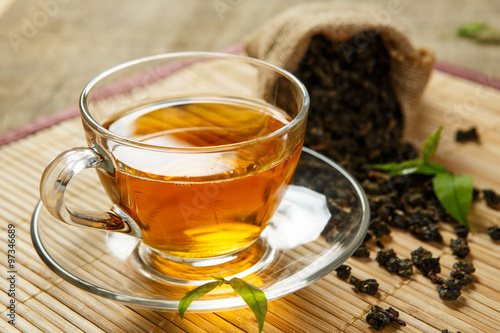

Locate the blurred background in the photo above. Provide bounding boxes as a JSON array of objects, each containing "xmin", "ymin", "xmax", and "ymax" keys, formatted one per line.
[{"xmin": 1, "ymin": 0, "xmax": 499, "ymax": 135}]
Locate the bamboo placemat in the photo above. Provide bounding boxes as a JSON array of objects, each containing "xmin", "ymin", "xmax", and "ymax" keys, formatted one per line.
[{"xmin": 1, "ymin": 69, "xmax": 500, "ymax": 332}]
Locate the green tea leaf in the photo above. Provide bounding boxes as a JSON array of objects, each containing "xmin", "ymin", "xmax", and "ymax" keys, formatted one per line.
[
  {"xmin": 366, "ymin": 162, "xmax": 402, "ymax": 172},
  {"xmin": 421, "ymin": 126, "xmax": 443, "ymax": 162},
  {"xmin": 457, "ymin": 22, "xmax": 488, "ymax": 37},
  {"xmin": 178, "ymin": 280, "xmax": 222, "ymax": 319},
  {"xmin": 230, "ymin": 278, "xmax": 268, "ymax": 333},
  {"xmin": 369, "ymin": 126, "xmax": 473, "ymax": 229},
  {"xmin": 456, "ymin": 22, "xmax": 500, "ymax": 44},
  {"xmin": 415, "ymin": 161, "xmax": 447, "ymax": 175},
  {"xmin": 368, "ymin": 126, "xmax": 445, "ymax": 175},
  {"xmin": 369, "ymin": 160, "xmax": 447, "ymax": 176},
  {"xmin": 391, "ymin": 159, "xmax": 423, "ymax": 175},
  {"xmin": 211, "ymin": 275, "xmax": 229, "ymax": 284},
  {"xmin": 368, "ymin": 159, "xmax": 422, "ymax": 176},
  {"xmin": 432, "ymin": 173, "xmax": 474, "ymax": 229}
]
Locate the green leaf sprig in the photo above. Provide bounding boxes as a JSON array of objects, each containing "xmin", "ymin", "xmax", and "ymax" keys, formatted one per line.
[
  {"xmin": 179, "ymin": 276, "xmax": 268, "ymax": 333},
  {"xmin": 367, "ymin": 126, "xmax": 474, "ymax": 229},
  {"xmin": 456, "ymin": 22, "xmax": 500, "ymax": 44}
]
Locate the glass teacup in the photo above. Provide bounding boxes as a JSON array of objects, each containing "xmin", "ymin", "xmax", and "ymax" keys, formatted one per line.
[{"xmin": 40, "ymin": 52, "xmax": 309, "ymax": 271}]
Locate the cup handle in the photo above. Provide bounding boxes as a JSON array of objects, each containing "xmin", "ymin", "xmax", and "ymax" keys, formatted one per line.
[{"xmin": 40, "ymin": 146, "xmax": 142, "ymax": 238}]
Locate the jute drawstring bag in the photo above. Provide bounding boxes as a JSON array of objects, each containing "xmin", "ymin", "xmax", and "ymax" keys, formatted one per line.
[{"xmin": 245, "ymin": 3, "xmax": 435, "ymax": 133}]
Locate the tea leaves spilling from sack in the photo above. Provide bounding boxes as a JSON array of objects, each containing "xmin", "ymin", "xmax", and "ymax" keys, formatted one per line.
[
  {"xmin": 292, "ymin": 32, "xmax": 484, "ymax": 305},
  {"xmin": 293, "ymin": 32, "xmax": 462, "ymax": 249},
  {"xmin": 295, "ymin": 33, "xmax": 414, "ymax": 179}
]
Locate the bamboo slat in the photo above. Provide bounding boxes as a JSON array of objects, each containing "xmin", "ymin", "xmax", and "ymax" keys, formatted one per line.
[{"xmin": 1, "ymin": 70, "xmax": 500, "ymax": 332}]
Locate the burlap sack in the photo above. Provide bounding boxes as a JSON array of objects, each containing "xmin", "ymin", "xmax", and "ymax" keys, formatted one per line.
[{"xmin": 245, "ymin": 3, "xmax": 436, "ymax": 134}]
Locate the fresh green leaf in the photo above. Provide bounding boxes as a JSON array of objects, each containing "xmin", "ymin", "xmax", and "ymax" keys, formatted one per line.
[
  {"xmin": 368, "ymin": 126, "xmax": 445, "ymax": 175},
  {"xmin": 432, "ymin": 173, "xmax": 474, "ymax": 229},
  {"xmin": 457, "ymin": 22, "xmax": 488, "ymax": 37},
  {"xmin": 368, "ymin": 160, "xmax": 447, "ymax": 176},
  {"xmin": 366, "ymin": 162, "xmax": 402, "ymax": 172},
  {"xmin": 391, "ymin": 159, "xmax": 423, "ymax": 175},
  {"xmin": 211, "ymin": 275, "xmax": 229, "ymax": 284},
  {"xmin": 368, "ymin": 126, "xmax": 473, "ymax": 229},
  {"xmin": 230, "ymin": 278, "xmax": 268, "ymax": 333},
  {"xmin": 456, "ymin": 22, "xmax": 500, "ymax": 44},
  {"xmin": 368, "ymin": 159, "xmax": 422, "ymax": 176},
  {"xmin": 421, "ymin": 126, "xmax": 443, "ymax": 162},
  {"xmin": 179, "ymin": 277, "xmax": 269, "ymax": 332},
  {"xmin": 178, "ymin": 280, "xmax": 223, "ymax": 319},
  {"xmin": 415, "ymin": 161, "xmax": 447, "ymax": 175}
]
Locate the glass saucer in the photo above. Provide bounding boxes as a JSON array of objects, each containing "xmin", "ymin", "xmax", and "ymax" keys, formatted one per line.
[{"xmin": 31, "ymin": 147, "xmax": 369, "ymax": 312}]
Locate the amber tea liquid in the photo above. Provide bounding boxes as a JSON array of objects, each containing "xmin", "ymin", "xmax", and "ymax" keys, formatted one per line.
[{"xmin": 100, "ymin": 98, "xmax": 301, "ymax": 259}]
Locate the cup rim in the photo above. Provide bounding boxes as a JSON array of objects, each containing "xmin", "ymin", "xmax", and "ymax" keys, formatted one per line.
[{"xmin": 79, "ymin": 51, "xmax": 309, "ymax": 152}]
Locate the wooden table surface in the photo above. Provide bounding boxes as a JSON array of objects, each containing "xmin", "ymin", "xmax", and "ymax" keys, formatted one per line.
[{"xmin": 1, "ymin": 0, "xmax": 500, "ymax": 135}]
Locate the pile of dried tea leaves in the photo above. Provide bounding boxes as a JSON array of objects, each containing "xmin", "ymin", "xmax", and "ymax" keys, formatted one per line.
[
  {"xmin": 292, "ymin": 32, "xmax": 484, "ymax": 320},
  {"xmin": 294, "ymin": 32, "xmax": 454, "ymax": 252},
  {"xmin": 297, "ymin": 33, "xmax": 411, "ymax": 179},
  {"xmin": 295, "ymin": 32, "xmax": 500, "ymax": 243}
]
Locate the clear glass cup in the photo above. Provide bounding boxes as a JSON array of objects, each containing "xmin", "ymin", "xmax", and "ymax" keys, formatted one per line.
[{"xmin": 40, "ymin": 52, "xmax": 309, "ymax": 273}]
